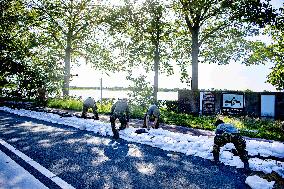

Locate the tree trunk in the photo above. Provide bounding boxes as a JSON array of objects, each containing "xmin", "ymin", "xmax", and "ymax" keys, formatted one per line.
[
  {"xmin": 63, "ymin": 35, "xmax": 71, "ymax": 96},
  {"xmin": 191, "ymin": 28, "xmax": 199, "ymax": 91},
  {"xmin": 153, "ymin": 40, "xmax": 159, "ymax": 104}
]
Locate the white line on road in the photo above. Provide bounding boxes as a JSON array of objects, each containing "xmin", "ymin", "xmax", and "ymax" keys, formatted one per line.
[{"xmin": 0, "ymin": 139, "xmax": 76, "ymax": 189}]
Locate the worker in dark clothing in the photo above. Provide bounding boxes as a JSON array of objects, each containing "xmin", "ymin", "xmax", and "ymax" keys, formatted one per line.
[
  {"xmin": 143, "ymin": 104, "xmax": 160, "ymax": 129},
  {"xmin": 110, "ymin": 98, "xmax": 130, "ymax": 139},
  {"xmin": 81, "ymin": 97, "xmax": 99, "ymax": 120},
  {"xmin": 212, "ymin": 119, "xmax": 249, "ymax": 170}
]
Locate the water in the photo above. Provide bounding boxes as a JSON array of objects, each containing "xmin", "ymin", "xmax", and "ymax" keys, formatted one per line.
[{"xmin": 70, "ymin": 89, "xmax": 178, "ymax": 101}]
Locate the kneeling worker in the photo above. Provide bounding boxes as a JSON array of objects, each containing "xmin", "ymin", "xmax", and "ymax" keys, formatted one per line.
[
  {"xmin": 143, "ymin": 104, "xmax": 160, "ymax": 129},
  {"xmin": 212, "ymin": 119, "xmax": 249, "ymax": 170},
  {"xmin": 110, "ymin": 98, "xmax": 130, "ymax": 139},
  {"xmin": 81, "ymin": 97, "xmax": 99, "ymax": 120}
]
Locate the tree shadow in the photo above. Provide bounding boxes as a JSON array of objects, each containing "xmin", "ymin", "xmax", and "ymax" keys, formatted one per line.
[{"xmin": 0, "ymin": 110, "xmax": 250, "ymax": 189}]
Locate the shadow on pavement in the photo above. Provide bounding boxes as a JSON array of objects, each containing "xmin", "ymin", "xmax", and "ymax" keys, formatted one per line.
[{"xmin": 0, "ymin": 110, "xmax": 251, "ymax": 189}]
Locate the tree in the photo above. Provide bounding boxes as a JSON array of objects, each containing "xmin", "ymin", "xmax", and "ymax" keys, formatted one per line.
[
  {"xmin": 174, "ymin": 0, "xmax": 277, "ymax": 90},
  {"xmin": 268, "ymin": 62, "xmax": 284, "ymax": 90},
  {"xmin": 109, "ymin": 0, "xmax": 175, "ymax": 103},
  {"xmin": 266, "ymin": 7, "xmax": 284, "ymax": 90},
  {"xmin": 0, "ymin": 0, "xmax": 50, "ymax": 99},
  {"xmin": 228, "ymin": 1, "xmax": 282, "ymax": 90},
  {"xmin": 29, "ymin": 0, "xmax": 121, "ymax": 96},
  {"xmin": 147, "ymin": 0, "xmax": 164, "ymax": 103}
]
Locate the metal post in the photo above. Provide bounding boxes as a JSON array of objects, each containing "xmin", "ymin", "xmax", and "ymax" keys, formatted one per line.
[{"xmin": 100, "ymin": 78, "xmax": 103, "ymax": 108}]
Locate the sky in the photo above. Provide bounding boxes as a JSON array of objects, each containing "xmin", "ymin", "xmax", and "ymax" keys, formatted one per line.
[
  {"xmin": 70, "ymin": 0, "xmax": 283, "ymax": 92},
  {"xmin": 70, "ymin": 60, "xmax": 276, "ymax": 92}
]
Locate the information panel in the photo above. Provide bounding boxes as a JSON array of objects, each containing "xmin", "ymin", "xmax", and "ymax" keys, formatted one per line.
[
  {"xmin": 202, "ymin": 92, "xmax": 215, "ymax": 115},
  {"xmin": 222, "ymin": 93, "xmax": 245, "ymax": 115}
]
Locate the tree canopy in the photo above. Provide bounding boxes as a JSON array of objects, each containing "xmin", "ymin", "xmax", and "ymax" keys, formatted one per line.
[
  {"xmin": 108, "ymin": 0, "xmax": 179, "ymax": 103},
  {"xmin": 266, "ymin": 7, "xmax": 284, "ymax": 90},
  {"xmin": 0, "ymin": 0, "xmax": 59, "ymax": 99},
  {"xmin": 1, "ymin": 0, "xmax": 282, "ymax": 102},
  {"xmin": 28, "ymin": 0, "xmax": 125, "ymax": 96},
  {"xmin": 173, "ymin": 0, "xmax": 278, "ymax": 90}
]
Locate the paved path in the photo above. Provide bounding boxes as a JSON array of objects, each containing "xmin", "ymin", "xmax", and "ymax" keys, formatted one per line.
[
  {"xmin": 0, "ymin": 110, "xmax": 250, "ymax": 189},
  {"xmin": 0, "ymin": 150, "xmax": 48, "ymax": 189},
  {"xmin": 0, "ymin": 102, "xmax": 216, "ymax": 137}
]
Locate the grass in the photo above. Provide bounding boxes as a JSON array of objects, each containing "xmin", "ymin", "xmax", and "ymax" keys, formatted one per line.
[
  {"xmin": 226, "ymin": 116, "xmax": 284, "ymax": 141},
  {"xmin": 47, "ymin": 97, "xmax": 284, "ymax": 142},
  {"xmin": 47, "ymin": 97, "xmax": 83, "ymax": 111}
]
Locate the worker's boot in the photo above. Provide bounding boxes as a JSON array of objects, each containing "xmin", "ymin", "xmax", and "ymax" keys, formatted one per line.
[
  {"xmin": 243, "ymin": 161, "xmax": 250, "ymax": 172},
  {"xmin": 111, "ymin": 122, "xmax": 119, "ymax": 139}
]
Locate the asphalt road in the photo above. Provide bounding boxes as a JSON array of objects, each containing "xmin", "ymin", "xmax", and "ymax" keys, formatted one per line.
[{"xmin": 0, "ymin": 111, "xmax": 250, "ymax": 189}]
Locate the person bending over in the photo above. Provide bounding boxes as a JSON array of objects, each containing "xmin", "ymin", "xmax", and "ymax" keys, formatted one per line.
[
  {"xmin": 212, "ymin": 119, "xmax": 249, "ymax": 170},
  {"xmin": 81, "ymin": 97, "xmax": 99, "ymax": 120},
  {"xmin": 143, "ymin": 104, "xmax": 160, "ymax": 129},
  {"xmin": 110, "ymin": 98, "xmax": 130, "ymax": 139}
]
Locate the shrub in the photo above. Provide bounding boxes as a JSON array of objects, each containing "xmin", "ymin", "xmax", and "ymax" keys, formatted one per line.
[
  {"xmin": 47, "ymin": 97, "xmax": 82, "ymax": 111},
  {"xmin": 97, "ymin": 98, "xmax": 115, "ymax": 114}
]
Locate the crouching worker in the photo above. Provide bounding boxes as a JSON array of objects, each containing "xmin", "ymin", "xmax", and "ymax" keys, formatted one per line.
[
  {"xmin": 143, "ymin": 104, "xmax": 160, "ymax": 129},
  {"xmin": 212, "ymin": 119, "xmax": 249, "ymax": 170},
  {"xmin": 110, "ymin": 98, "xmax": 130, "ymax": 139},
  {"xmin": 81, "ymin": 97, "xmax": 99, "ymax": 120}
]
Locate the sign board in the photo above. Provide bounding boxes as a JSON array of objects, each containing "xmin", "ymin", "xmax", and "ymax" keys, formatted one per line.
[
  {"xmin": 202, "ymin": 92, "xmax": 215, "ymax": 115},
  {"xmin": 222, "ymin": 93, "xmax": 244, "ymax": 108},
  {"xmin": 222, "ymin": 93, "xmax": 245, "ymax": 115},
  {"xmin": 261, "ymin": 95, "xmax": 275, "ymax": 117}
]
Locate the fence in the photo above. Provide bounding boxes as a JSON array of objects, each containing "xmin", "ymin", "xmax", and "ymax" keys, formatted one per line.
[{"xmin": 178, "ymin": 90, "xmax": 284, "ymax": 120}]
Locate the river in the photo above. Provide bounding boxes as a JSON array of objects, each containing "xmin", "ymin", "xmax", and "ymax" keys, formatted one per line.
[{"xmin": 70, "ymin": 89, "xmax": 178, "ymax": 101}]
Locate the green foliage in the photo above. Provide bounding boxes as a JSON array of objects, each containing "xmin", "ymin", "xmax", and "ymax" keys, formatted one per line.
[
  {"xmin": 0, "ymin": 0, "xmax": 59, "ymax": 99},
  {"xmin": 129, "ymin": 104, "xmax": 146, "ymax": 119},
  {"xmin": 97, "ymin": 99, "xmax": 115, "ymax": 114},
  {"xmin": 159, "ymin": 100, "xmax": 179, "ymax": 112},
  {"xmin": 173, "ymin": 0, "xmax": 278, "ymax": 89},
  {"xmin": 246, "ymin": 27, "xmax": 284, "ymax": 90},
  {"xmin": 267, "ymin": 63, "xmax": 284, "ymax": 90},
  {"xmin": 47, "ymin": 97, "xmax": 83, "ymax": 111},
  {"xmin": 108, "ymin": 0, "xmax": 177, "ymax": 100},
  {"xmin": 266, "ymin": 8, "xmax": 284, "ymax": 90},
  {"xmin": 113, "ymin": 0, "xmax": 174, "ymax": 71},
  {"xmin": 127, "ymin": 74, "xmax": 154, "ymax": 107},
  {"xmin": 221, "ymin": 116, "xmax": 284, "ymax": 141},
  {"xmin": 47, "ymin": 97, "xmax": 115, "ymax": 114},
  {"xmin": 228, "ymin": 4, "xmax": 284, "ymax": 90},
  {"xmin": 161, "ymin": 111, "xmax": 216, "ymax": 130},
  {"xmin": 224, "ymin": 0, "xmax": 278, "ymax": 28},
  {"xmin": 28, "ymin": 0, "xmax": 124, "ymax": 96},
  {"xmin": 161, "ymin": 113, "xmax": 283, "ymax": 141}
]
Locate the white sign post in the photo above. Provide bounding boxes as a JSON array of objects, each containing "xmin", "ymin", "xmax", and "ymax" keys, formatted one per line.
[{"xmin": 261, "ymin": 95, "xmax": 275, "ymax": 117}]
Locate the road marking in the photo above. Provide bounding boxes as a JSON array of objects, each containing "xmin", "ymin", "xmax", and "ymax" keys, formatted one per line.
[{"xmin": 0, "ymin": 139, "xmax": 75, "ymax": 189}]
